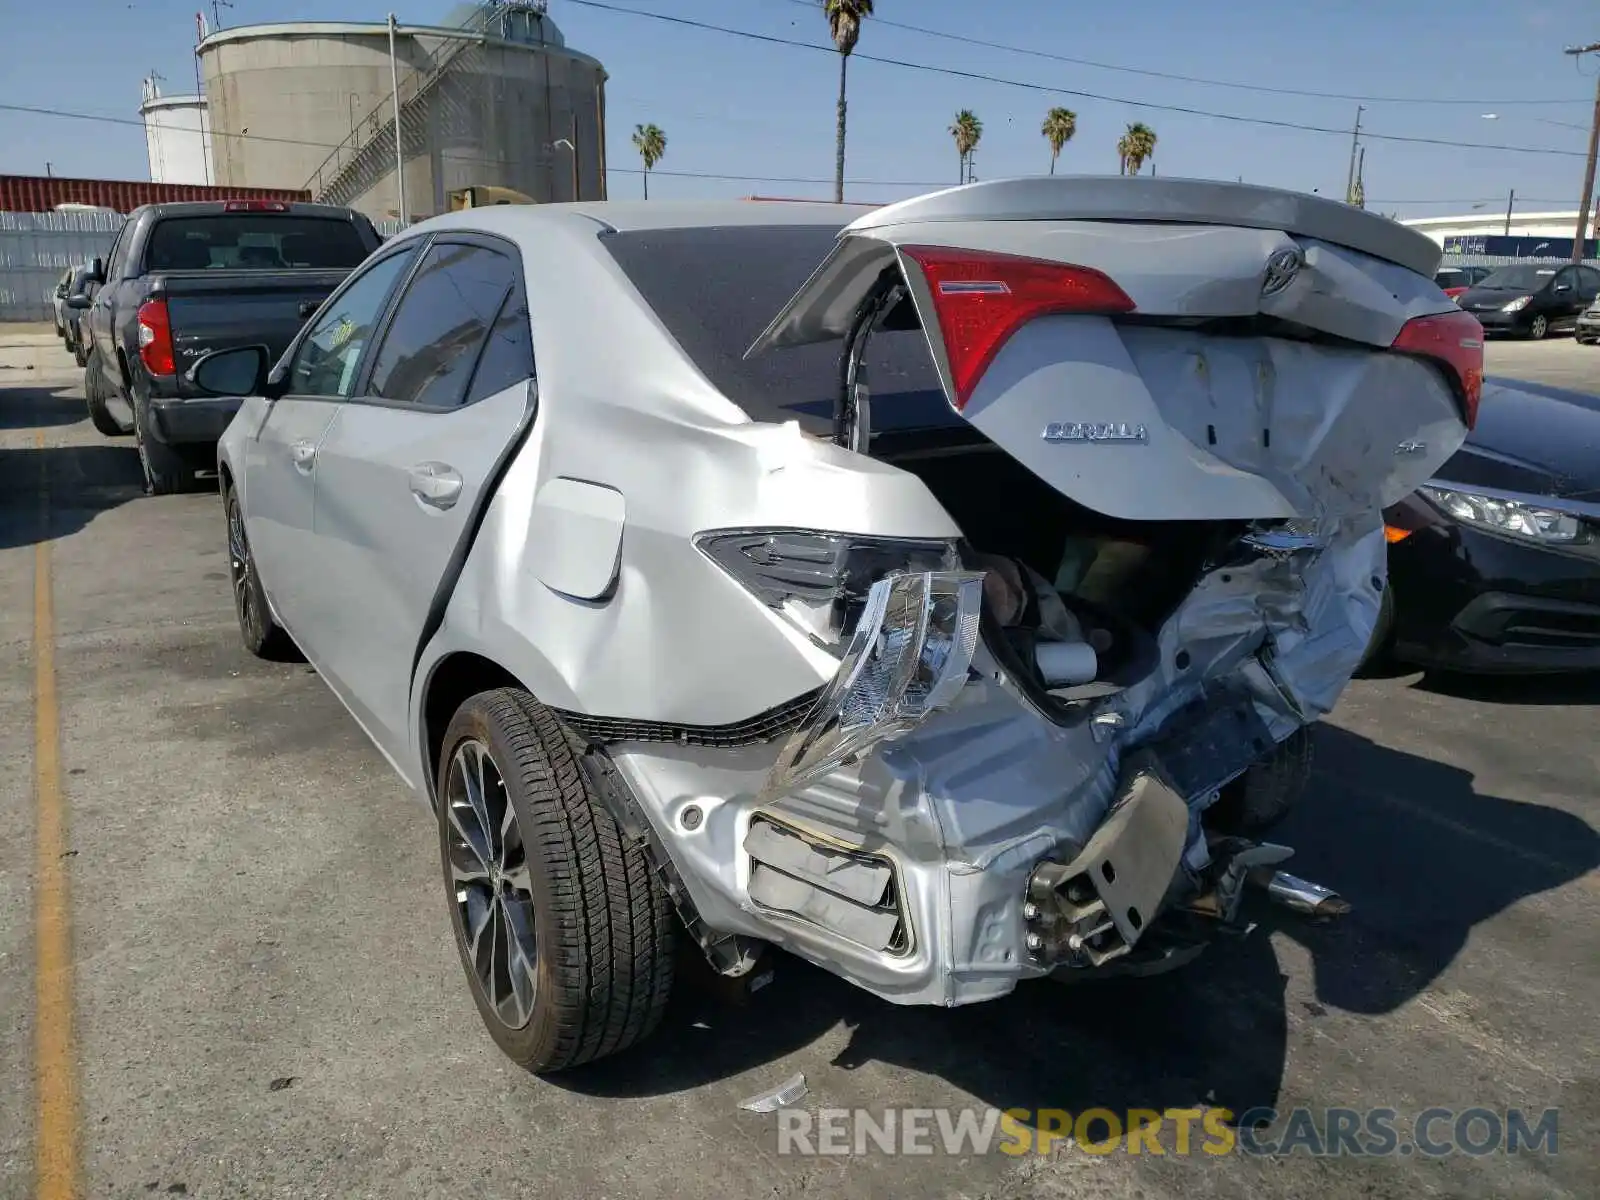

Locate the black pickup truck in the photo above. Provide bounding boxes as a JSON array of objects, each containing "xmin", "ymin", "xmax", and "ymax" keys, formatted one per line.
[{"xmin": 68, "ymin": 199, "xmax": 382, "ymax": 493}]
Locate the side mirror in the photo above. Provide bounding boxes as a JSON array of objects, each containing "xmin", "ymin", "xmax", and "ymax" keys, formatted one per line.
[
  {"xmin": 1554, "ymin": 283, "xmax": 1572, "ymax": 293},
  {"xmin": 188, "ymin": 345, "xmax": 270, "ymax": 397},
  {"xmin": 66, "ymin": 293, "xmax": 92, "ymax": 310},
  {"xmin": 89, "ymin": 257, "xmax": 105, "ymax": 283}
]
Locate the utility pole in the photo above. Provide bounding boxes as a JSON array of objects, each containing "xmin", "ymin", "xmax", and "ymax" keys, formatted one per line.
[
  {"xmin": 1344, "ymin": 105, "xmax": 1364, "ymax": 204},
  {"xmin": 1504, "ymin": 188, "xmax": 1515, "ymax": 236},
  {"xmin": 388, "ymin": 13, "xmax": 408, "ymax": 225},
  {"xmin": 1566, "ymin": 42, "xmax": 1600, "ymax": 262}
]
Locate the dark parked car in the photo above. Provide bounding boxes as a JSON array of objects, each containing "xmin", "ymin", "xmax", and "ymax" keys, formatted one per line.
[
  {"xmin": 1455, "ymin": 262, "xmax": 1600, "ymax": 339},
  {"xmin": 59, "ymin": 263, "xmax": 96, "ymax": 367},
  {"xmin": 1434, "ymin": 264, "xmax": 1492, "ymax": 299},
  {"xmin": 1368, "ymin": 377, "xmax": 1600, "ymax": 674},
  {"xmin": 67, "ymin": 199, "xmax": 382, "ymax": 493}
]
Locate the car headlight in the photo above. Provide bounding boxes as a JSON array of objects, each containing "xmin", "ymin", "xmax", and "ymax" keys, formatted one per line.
[
  {"xmin": 694, "ymin": 529, "xmax": 964, "ymax": 652},
  {"xmin": 1501, "ymin": 296, "xmax": 1532, "ymax": 313},
  {"xmin": 1419, "ymin": 485, "xmax": 1587, "ymax": 544}
]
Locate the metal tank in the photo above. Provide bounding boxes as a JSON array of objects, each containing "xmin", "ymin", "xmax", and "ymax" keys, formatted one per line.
[
  {"xmin": 197, "ymin": 1, "xmax": 607, "ymax": 222},
  {"xmin": 140, "ymin": 76, "xmax": 213, "ymax": 187}
]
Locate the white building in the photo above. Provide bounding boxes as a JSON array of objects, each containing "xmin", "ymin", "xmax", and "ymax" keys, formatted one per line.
[
  {"xmin": 140, "ymin": 76, "xmax": 213, "ymax": 187},
  {"xmin": 1400, "ymin": 210, "xmax": 1590, "ymax": 248}
]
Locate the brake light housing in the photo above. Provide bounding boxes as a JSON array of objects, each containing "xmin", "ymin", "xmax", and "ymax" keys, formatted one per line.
[
  {"xmin": 1390, "ymin": 308, "xmax": 1484, "ymax": 429},
  {"xmin": 222, "ymin": 199, "xmax": 290, "ymax": 212},
  {"xmin": 899, "ymin": 245, "xmax": 1136, "ymax": 410},
  {"xmin": 136, "ymin": 299, "xmax": 175, "ymax": 377}
]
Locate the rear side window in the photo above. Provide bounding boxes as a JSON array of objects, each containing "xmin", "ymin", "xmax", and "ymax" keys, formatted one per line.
[
  {"xmin": 603, "ymin": 224, "xmax": 952, "ymax": 435},
  {"xmin": 144, "ymin": 215, "xmax": 370, "ymax": 272},
  {"xmin": 464, "ymin": 293, "xmax": 534, "ymax": 404},
  {"xmin": 366, "ymin": 242, "xmax": 518, "ymax": 409}
]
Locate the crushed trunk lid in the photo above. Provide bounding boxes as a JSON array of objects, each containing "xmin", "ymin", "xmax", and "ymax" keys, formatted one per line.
[{"xmin": 745, "ymin": 177, "xmax": 1479, "ymax": 522}]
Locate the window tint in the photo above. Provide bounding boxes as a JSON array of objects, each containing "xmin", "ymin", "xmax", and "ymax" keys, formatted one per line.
[
  {"xmin": 104, "ymin": 224, "xmax": 131, "ymax": 280},
  {"xmin": 287, "ymin": 248, "xmax": 416, "ymax": 397},
  {"xmin": 603, "ymin": 224, "xmax": 951, "ymax": 435},
  {"xmin": 367, "ymin": 242, "xmax": 516, "ymax": 408},
  {"xmin": 144, "ymin": 215, "xmax": 370, "ymax": 272},
  {"xmin": 1579, "ymin": 266, "xmax": 1600, "ymax": 293},
  {"xmin": 465, "ymin": 293, "xmax": 534, "ymax": 404}
]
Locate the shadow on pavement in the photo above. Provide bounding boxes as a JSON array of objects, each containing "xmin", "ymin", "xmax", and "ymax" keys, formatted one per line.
[
  {"xmin": 0, "ymin": 442, "xmax": 146, "ymax": 550},
  {"xmin": 555, "ymin": 724, "xmax": 1598, "ymax": 1124},
  {"xmin": 0, "ymin": 384, "xmax": 86, "ymax": 430},
  {"xmin": 1412, "ymin": 670, "xmax": 1600, "ymax": 707}
]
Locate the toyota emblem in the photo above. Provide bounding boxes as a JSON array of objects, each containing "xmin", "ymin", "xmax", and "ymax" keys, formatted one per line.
[{"xmin": 1260, "ymin": 247, "xmax": 1304, "ymax": 297}]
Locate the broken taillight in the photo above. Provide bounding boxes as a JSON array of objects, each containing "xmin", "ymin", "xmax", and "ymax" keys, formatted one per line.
[
  {"xmin": 1389, "ymin": 309, "xmax": 1484, "ymax": 429},
  {"xmin": 899, "ymin": 245, "xmax": 1136, "ymax": 410},
  {"xmin": 136, "ymin": 299, "xmax": 175, "ymax": 377}
]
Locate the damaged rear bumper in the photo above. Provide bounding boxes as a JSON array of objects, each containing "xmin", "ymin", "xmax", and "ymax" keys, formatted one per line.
[{"xmin": 604, "ymin": 519, "xmax": 1381, "ymax": 1007}]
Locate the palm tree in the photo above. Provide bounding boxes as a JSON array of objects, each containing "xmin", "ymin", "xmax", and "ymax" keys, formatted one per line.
[
  {"xmin": 823, "ymin": 1, "xmax": 874, "ymax": 204},
  {"xmin": 950, "ymin": 109, "xmax": 983, "ymax": 184},
  {"xmin": 1118, "ymin": 122, "xmax": 1157, "ymax": 176},
  {"xmin": 632, "ymin": 123, "xmax": 666, "ymax": 199},
  {"xmin": 1041, "ymin": 107, "xmax": 1077, "ymax": 175}
]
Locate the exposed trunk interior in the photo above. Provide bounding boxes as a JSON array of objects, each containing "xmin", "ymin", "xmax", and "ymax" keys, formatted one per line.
[{"xmin": 871, "ymin": 429, "xmax": 1245, "ymax": 705}]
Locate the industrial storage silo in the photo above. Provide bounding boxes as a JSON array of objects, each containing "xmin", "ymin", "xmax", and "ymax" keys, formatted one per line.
[
  {"xmin": 197, "ymin": 1, "xmax": 607, "ymax": 222},
  {"xmin": 140, "ymin": 76, "xmax": 213, "ymax": 186}
]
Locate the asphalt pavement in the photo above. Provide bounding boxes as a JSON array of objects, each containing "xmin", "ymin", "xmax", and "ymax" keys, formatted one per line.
[{"xmin": 1, "ymin": 326, "xmax": 1596, "ymax": 1199}]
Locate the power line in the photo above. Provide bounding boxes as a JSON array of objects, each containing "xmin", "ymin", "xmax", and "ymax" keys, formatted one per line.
[
  {"xmin": 769, "ymin": 0, "xmax": 1588, "ymax": 108},
  {"xmin": 566, "ymin": 0, "xmax": 1588, "ymax": 159}
]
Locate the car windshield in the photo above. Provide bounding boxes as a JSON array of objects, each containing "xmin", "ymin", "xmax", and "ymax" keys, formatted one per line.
[
  {"xmin": 145, "ymin": 215, "xmax": 369, "ymax": 272},
  {"xmin": 1476, "ymin": 265, "xmax": 1557, "ymax": 291},
  {"xmin": 604, "ymin": 223, "xmax": 955, "ymax": 436}
]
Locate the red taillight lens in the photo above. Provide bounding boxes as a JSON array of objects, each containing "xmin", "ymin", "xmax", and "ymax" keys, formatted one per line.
[
  {"xmin": 223, "ymin": 200, "xmax": 289, "ymax": 213},
  {"xmin": 1390, "ymin": 308, "xmax": 1484, "ymax": 429},
  {"xmin": 899, "ymin": 245, "xmax": 1136, "ymax": 410},
  {"xmin": 136, "ymin": 299, "xmax": 175, "ymax": 377}
]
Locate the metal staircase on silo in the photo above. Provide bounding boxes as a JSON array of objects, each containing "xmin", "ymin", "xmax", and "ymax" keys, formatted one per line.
[{"xmin": 303, "ymin": 1, "xmax": 533, "ymax": 213}]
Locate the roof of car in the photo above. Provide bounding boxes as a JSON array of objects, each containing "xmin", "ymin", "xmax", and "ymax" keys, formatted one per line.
[{"xmin": 404, "ymin": 199, "xmax": 874, "ymax": 238}]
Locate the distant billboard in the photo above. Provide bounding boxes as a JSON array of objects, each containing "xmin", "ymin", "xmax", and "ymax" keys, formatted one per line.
[{"xmin": 1442, "ymin": 234, "xmax": 1598, "ymax": 258}]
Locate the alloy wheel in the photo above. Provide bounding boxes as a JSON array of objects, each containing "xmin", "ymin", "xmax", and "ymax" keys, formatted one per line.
[
  {"xmin": 226, "ymin": 498, "xmax": 261, "ymax": 641},
  {"xmin": 444, "ymin": 738, "xmax": 539, "ymax": 1030},
  {"xmin": 1529, "ymin": 314, "xmax": 1548, "ymax": 340}
]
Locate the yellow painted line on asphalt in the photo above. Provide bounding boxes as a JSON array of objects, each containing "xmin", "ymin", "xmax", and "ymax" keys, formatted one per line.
[{"xmin": 32, "ymin": 428, "xmax": 79, "ymax": 1200}]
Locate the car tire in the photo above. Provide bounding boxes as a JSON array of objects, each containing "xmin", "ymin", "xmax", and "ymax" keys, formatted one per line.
[
  {"xmin": 224, "ymin": 485, "xmax": 299, "ymax": 662},
  {"xmin": 84, "ymin": 350, "xmax": 131, "ymax": 438},
  {"xmin": 133, "ymin": 393, "xmax": 194, "ymax": 495},
  {"xmin": 1204, "ymin": 726, "xmax": 1316, "ymax": 837},
  {"xmin": 1527, "ymin": 313, "xmax": 1548, "ymax": 340},
  {"xmin": 437, "ymin": 688, "xmax": 675, "ymax": 1075}
]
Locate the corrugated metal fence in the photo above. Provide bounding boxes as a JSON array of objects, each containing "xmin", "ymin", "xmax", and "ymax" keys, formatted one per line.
[{"xmin": 0, "ymin": 210, "xmax": 124, "ymax": 322}]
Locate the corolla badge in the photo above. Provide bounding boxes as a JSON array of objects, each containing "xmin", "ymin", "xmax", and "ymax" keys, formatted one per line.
[
  {"xmin": 1260, "ymin": 247, "xmax": 1304, "ymax": 297},
  {"xmin": 1394, "ymin": 439, "xmax": 1428, "ymax": 456},
  {"xmin": 1042, "ymin": 422, "xmax": 1149, "ymax": 443}
]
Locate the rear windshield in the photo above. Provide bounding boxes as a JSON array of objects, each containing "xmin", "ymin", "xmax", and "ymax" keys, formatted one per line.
[
  {"xmin": 602, "ymin": 223, "xmax": 955, "ymax": 435},
  {"xmin": 144, "ymin": 215, "xmax": 370, "ymax": 272}
]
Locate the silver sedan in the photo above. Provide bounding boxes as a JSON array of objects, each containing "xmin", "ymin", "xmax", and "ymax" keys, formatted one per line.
[{"xmin": 193, "ymin": 181, "xmax": 1472, "ymax": 1074}]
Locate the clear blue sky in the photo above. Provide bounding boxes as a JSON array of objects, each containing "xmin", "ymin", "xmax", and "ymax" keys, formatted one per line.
[{"xmin": 2, "ymin": 0, "xmax": 1595, "ymax": 218}]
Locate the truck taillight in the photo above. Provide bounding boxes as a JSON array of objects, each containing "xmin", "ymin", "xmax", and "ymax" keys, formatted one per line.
[
  {"xmin": 899, "ymin": 245, "xmax": 1136, "ymax": 410},
  {"xmin": 1390, "ymin": 309, "xmax": 1484, "ymax": 429},
  {"xmin": 136, "ymin": 299, "xmax": 175, "ymax": 377},
  {"xmin": 223, "ymin": 200, "xmax": 289, "ymax": 212}
]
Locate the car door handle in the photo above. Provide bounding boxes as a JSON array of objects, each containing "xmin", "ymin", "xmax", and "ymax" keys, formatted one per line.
[
  {"xmin": 408, "ymin": 462, "xmax": 463, "ymax": 510},
  {"xmin": 290, "ymin": 439, "xmax": 317, "ymax": 472}
]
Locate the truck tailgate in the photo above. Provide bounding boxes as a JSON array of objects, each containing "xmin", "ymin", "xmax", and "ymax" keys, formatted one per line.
[{"xmin": 152, "ymin": 269, "xmax": 350, "ymax": 392}]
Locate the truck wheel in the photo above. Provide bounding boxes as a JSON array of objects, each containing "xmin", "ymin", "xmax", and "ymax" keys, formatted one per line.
[
  {"xmin": 84, "ymin": 350, "xmax": 130, "ymax": 438},
  {"xmin": 224, "ymin": 485, "xmax": 299, "ymax": 661},
  {"xmin": 437, "ymin": 688, "xmax": 675, "ymax": 1074},
  {"xmin": 1205, "ymin": 726, "xmax": 1316, "ymax": 837},
  {"xmin": 133, "ymin": 395, "xmax": 193, "ymax": 495}
]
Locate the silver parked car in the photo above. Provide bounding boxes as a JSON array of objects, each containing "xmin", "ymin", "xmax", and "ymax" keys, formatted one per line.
[{"xmin": 193, "ymin": 178, "xmax": 1480, "ymax": 1073}]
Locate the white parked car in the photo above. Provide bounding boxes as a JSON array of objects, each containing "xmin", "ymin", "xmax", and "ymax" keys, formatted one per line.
[{"xmin": 192, "ymin": 178, "xmax": 1479, "ymax": 1073}]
